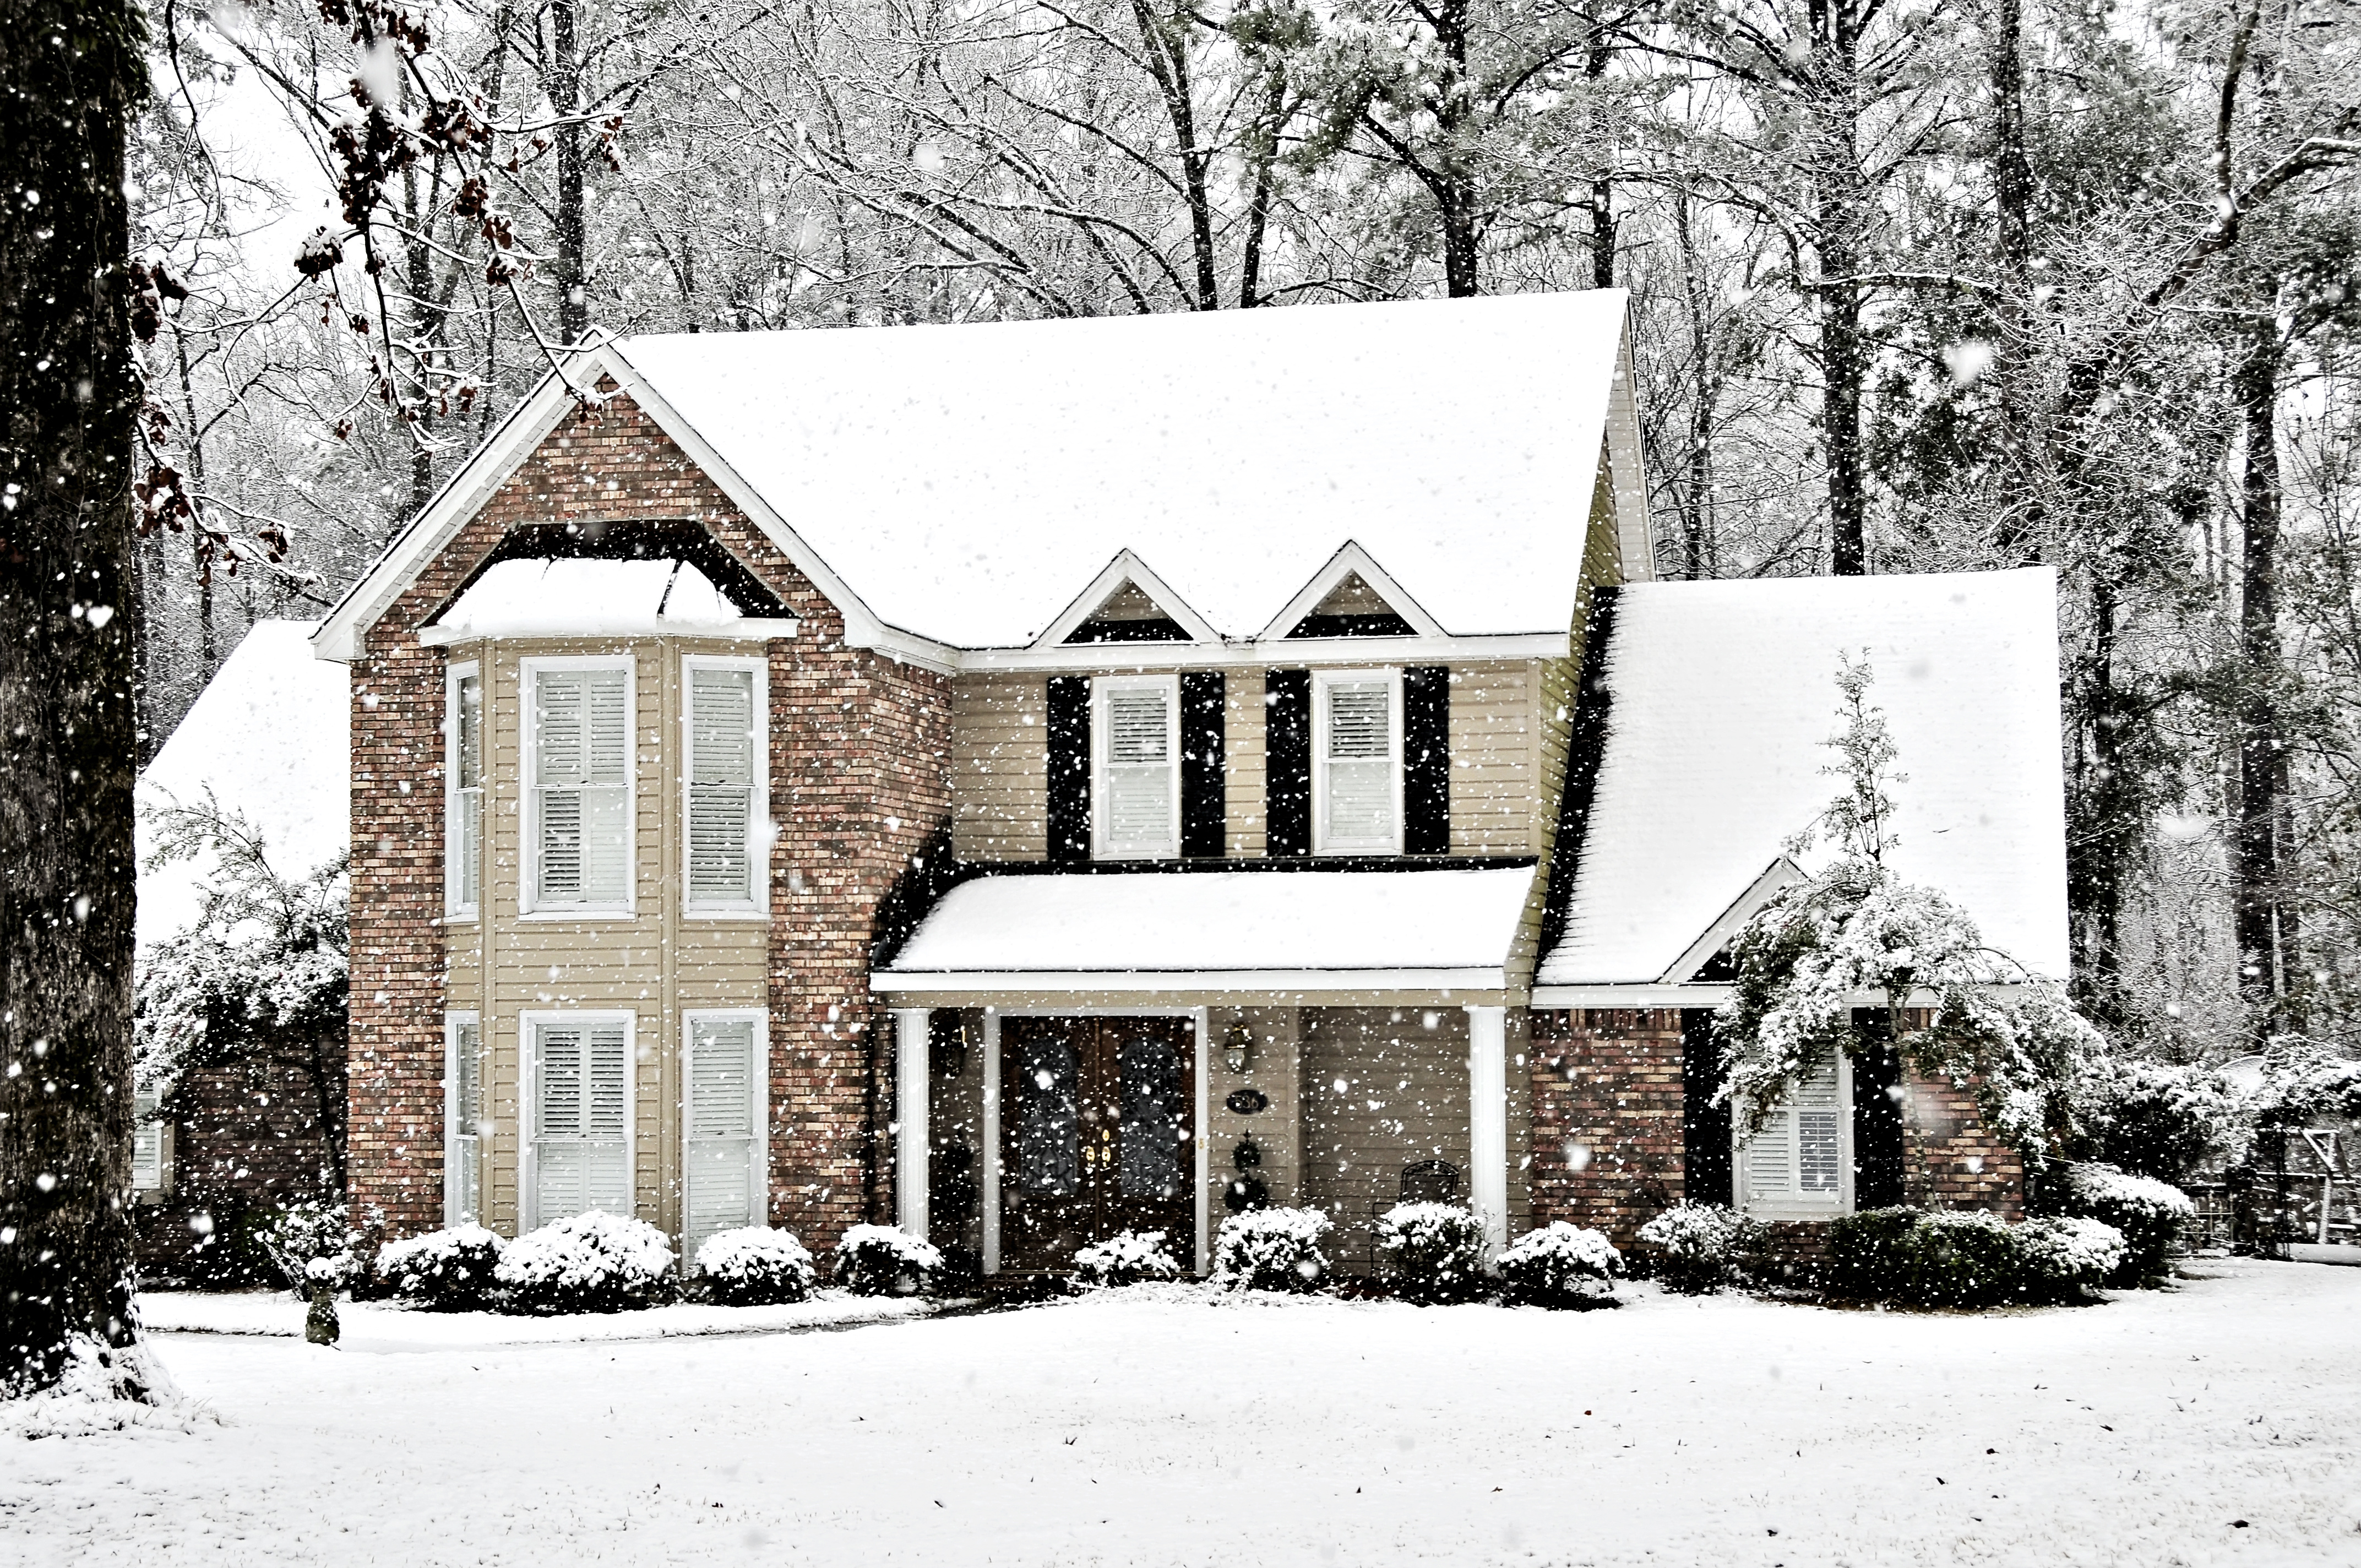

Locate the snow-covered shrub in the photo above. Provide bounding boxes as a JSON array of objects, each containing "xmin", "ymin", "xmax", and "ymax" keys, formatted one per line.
[
  {"xmin": 2080, "ymin": 1060, "xmax": 2239, "ymax": 1184},
  {"xmin": 496, "ymin": 1212, "xmax": 677, "ymax": 1314},
  {"xmin": 833, "ymin": 1224, "xmax": 944, "ymax": 1297},
  {"xmin": 1499, "ymin": 1222, "xmax": 1621, "ymax": 1309},
  {"xmin": 2059, "ymin": 1163, "xmax": 2194, "ymax": 1286},
  {"xmin": 2014, "ymin": 1216, "xmax": 2128, "ymax": 1293},
  {"xmin": 1071, "ymin": 1229, "xmax": 1183, "ymax": 1288},
  {"xmin": 259, "ymin": 1200, "xmax": 356, "ymax": 1294},
  {"xmin": 1374, "ymin": 1203, "xmax": 1489, "ymax": 1303},
  {"xmin": 1635, "ymin": 1202, "xmax": 1760, "ymax": 1294},
  {"xmin": 1214, "ymin": 1206, "xmax": 1333, "ymax": 1293},
  {"xmin": 376, "ymin": 1225, "xmax": 504, "ymax": 1311},
  {"xmin": 695, "ymin": 1227, "xmax": 817, "ymax": 1306}
]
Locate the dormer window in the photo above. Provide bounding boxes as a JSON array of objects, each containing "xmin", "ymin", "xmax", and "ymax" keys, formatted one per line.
[
  {"xmin": 1314, "ymin": 669, "xmax": 1403, "ymax": 854},
  {"xmin": 1092, "ymin": 675, "xmax": 1180, "ymax": 859}
]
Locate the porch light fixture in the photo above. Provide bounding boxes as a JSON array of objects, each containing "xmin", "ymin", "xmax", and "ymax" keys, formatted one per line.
[{"xmin": 1222, "ymin": 1020, "xmax": 1254, "ymax": 1075}]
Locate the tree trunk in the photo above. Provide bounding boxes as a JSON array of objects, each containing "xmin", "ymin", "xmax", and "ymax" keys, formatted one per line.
[
  {"xmin": 1434, "ymin": 0, "xmax": 1478, "ymax": 297},
  {"xmin": 2231, "ymin": 325, "xmax": 2295, "ymax": 1031},
  {"xmin": 551, "ymin": 0, "xmax": 589, "ymax": 344},
  {"xmin": 1131, "ymin": 0, "xmax": 1220, "ymax": 311},
  {"xmin": 1810, "ymin": 14, "xmax": 1871, "ymax": 575},
  {"xmin": 0, "ymin": 0, "xmax": 154, "ymax": 1400},
  {"xmin": 1674, "ymin": 188, "xmax": 1717, "ymax": 579},
  {"xmin": 1585, "ymin": 25, "xmax": 1615, "ymax": 292},
  {"xmin": 1987, "ymin": 0, "xmax": 2043, "ymax": 563}
]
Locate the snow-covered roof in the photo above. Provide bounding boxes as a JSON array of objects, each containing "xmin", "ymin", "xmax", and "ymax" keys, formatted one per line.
[
  {"xmin": 315, "ymin": 291, "xmax": 1652, "ymax": 663},
  {"xmin": 137, "ymin": 621, "xmax": 350, "ymax": 948},
  {"xmin": 1537, "ymin": 568, "xmax": 2069, "ymax": 989},
  {"xmin": 877, "ymin": 867, "xmax": 1538, "ymax": 989},
  {"xmin": 430, "ymin": 558, "xmax": 782, "ymax": 640}
]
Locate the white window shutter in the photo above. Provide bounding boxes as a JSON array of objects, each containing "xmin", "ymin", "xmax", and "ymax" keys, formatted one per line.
[
  {"xmin": 1324, "ymin": 680, "xmax": 1395, "ymax": 849},
  {"xmin": 536, "ymin": 669, "xmax": 630, "ymax": 907},
  {"xmin": 1741, "ymin": 1103, "xmax": 1795, "ymax": 1200},
  {"xmin": 534, "ymin": 1021, "xmax": 631, "ymax": 1222},
  {"xmin": 1102, "ymin": 685, "xmax": 1173, "ymax": 856},
  {"xmin": 130, "ymin": 1088, "xmax": 163, "ymax": 1192},
  {"xmin": 684, "ymin": 1020, "xmax": 759, "ymax": 1261},
  {"xmin": 1739, "ymin": 1057, "xmax": 1842, "ymax": 1204},
  {"xmin": 689, "ymin": 668, "xmax": 755, "ymax": 902}
]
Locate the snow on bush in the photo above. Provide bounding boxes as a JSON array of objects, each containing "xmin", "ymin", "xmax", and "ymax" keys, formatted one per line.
[
  {"xmin": 1635, "ymin": 1202, "xmax": 1759, "ymax": 1294},
  {"xmin": 2015, "ymin": 1215, "xmax": 2129, "ymax": 1288},
  {"xmin": 377, "ymin": 1225, "xmax": 505, "ymax": 1311},
  {"xmin": 833, "ymin": 1224, "xmax": 944, "ymax": 1297},
  {"xmin": 496, "ymin": 1212, "xmax": 677, "ymax": 1315},
  {"xmin": 2059, "ymin": 1162, "xmax": 2194, "ymax": 1285},
  {"xmin": 695, "ymin": 1227, "xmax": 817, "ymax": 1306},
  {"xmin": 1499, "ymin": 1222, "xmax": 1622, "ymax": 1308},
  {"xmin": 1071, "ymin": 1229, "xmax": 1183, "ymax": 1288},
  {"xmin": 1373, "ymin": 1202, "xmax": 1489, "ymax": 1303},
  {"xmin": 1214, "ymin": 1206, "xmax": 1333, "ymax": 1293},
  {"xmin": 259, "ymin": 1199, "xmax": 357, "ymax": 1294}
]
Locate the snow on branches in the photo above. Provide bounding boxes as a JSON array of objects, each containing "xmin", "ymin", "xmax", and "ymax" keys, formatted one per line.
[{"xmin": 1715, "ymin": 654, "xmax": 2107, "ymax": 1164}]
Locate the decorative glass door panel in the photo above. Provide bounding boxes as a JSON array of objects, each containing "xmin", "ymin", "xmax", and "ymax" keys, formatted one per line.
[{"xmin": 1002, "ymin": 1016, "xmax": 1194, "ymax": 1271}]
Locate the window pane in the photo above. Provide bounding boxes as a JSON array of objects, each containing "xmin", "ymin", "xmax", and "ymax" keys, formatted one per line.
[
  {"xmin": 1107, "ymin": 688, "xmax": 1169, "ymax": 763},
  {"xmin": 1323, "ymin": 681, "xmax": 1395, "ymax": 848},
  {"xmin": 456, "ymin": 674, "xmax": 483, "ymax": 788},
  {"xmin": 535, "ymin": 1021, "xmax": 630, "ymax": 1222},
  {"xmin": 1796, "ymin": 1060, "xmax": 1842, "ymax": 1194},
  {"xmin": 690, "ymin": 668, "xmax": 754, "ymax": 784},
  {"xmin": 1016, "ymin": 1038, "xmax": 1078, "ymax": 1196},
  {"xmin": 1742, "ymin": 1104, "xmax": 1793, "ymax": 1198},
  {"xmin": 1118, "ymin": 1037, "xmax": 1184, "ymax": 1199},
  {"xmin": 1326, "ymin": 682, "xmax": 1390, "ymax": 758},
  {"xmin": 686, "ymin": 1019, "xmax": 758, "ymax": 1256}
]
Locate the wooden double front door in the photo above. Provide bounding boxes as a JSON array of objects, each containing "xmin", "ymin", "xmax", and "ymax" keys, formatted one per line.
[{"xmin": 1001, "ymin": 1016, "xmax": 1195, "ymax": 1271}]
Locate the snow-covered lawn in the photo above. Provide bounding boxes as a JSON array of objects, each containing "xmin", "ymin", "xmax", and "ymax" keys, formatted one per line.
[{"xmin": 7, "ymin": 1259, "xmax": 2357, "ymax": 1566}]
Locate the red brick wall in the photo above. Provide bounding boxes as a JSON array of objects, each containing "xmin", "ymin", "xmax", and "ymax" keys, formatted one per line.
[
  {"xmin": 1526, "ymin": 1008, "xmax": 2025, "ymax": 1251},
  {"xmin": 347, "ymin": 387, "xmax": 950, "ymax": 1247},
  {"xmin": 134, "ymin": 1045, "xmax": 340, "ymax": 1281}
]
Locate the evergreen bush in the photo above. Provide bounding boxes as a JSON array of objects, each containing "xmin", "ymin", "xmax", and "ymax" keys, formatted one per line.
[
  {"xmin": 1374, "ymin": 1202, "xmax": 1490, "ymax": 1303},
  {"xmin": 1071, "ymin": 1229, "xmax": 1183, "ymax": 1288},
  {"xmin": 1498, "ymin": 1222, "xmax": 1622, "ymax": 1308},
  {"xmin": 496, "ymin": 1212, "xmax": 678, "ymax": 1314},
  {"xmin": 1213, "ymin": 1206, "xmax": 1332, "ymax": 1292},
  {"xmin": 1635, "ymin": 1202, "xmax": 1760, "ymax": 1294},
  {"xmin": 1826, "ymin": 1206, "xmax": 2126, "ymax": 1307},
  {"xmin": 833, "ymin": 1224, "xmax": 945, "ymax": 1297},
  {"xmin": 695, "ymin": 1227, "xmax": 817, "ymax": 1306},
  {"xmin": 376, "ymin": 1224, "xmax": 505, "ymax": 1311},
  {"xmin": 2058, "ymin": 1163, "xmax": 2194, "ymax": 1286}
]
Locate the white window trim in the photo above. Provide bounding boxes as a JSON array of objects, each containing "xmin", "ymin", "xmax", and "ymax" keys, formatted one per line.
[
  {"xmin": 444, "ymin": 1011, "xmax": 483, "ymax": 1226},
  {"xmin": 131, "ymin": 1086, "xmax": 169, "ymax": 1197},
  {"xmin": 682, "ymin": 1008, "xmax": 770, "ymax": 1263},
  {"xmin": 1733, "ymin": 1053, "xmax": 1856, "ymax": 1221},
  {"xmin": 1312, "ymin": 666, "xmax": 1405, "ymax": 856},
  {"xmin": 445, "ymin": 660, "xmax": 483, "ymax": 920},
  {"xmin": 519, "ymin": 1009, "xmax": 639, "ymax": 1232},
  {"xmin": 681, "ymin": 654, "xmax": 769, "ymax": 918},
  {"xmin": 1090, "ymin": 672, "xmax": 1182, "ymax": 862},
  {"xmin": 519, "ymin": 654, "xmax": 638, "ymax": 919}
]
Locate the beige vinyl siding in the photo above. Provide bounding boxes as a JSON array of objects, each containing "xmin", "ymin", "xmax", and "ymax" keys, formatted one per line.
[
  {"xmin": 1298, "ymin": 1006, "xmax": 1473, "ymax": 1273},
  {"xmin": 1206, "ymin": 1007, "xmax": 1299, "ymax": 1205},
  {"xmin": 1225, "ymin": 674, "xmax": 1267, "ymax": 857},
  {"xmin": 951, "ymin": 674, "xmax": 1048, "ymax": 862},
  {"xmin": 1446, "ymin": 662, "xmax": 1542, "ymax": 853},
  {"xmin": 445, "ymin": 634, "xmax": 780, "ymax": 1239}
]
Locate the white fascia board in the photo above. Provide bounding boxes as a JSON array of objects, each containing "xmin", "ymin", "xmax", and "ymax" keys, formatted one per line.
[
  {"xmin": 960, "ymin": 631, "xmax": 1570, "ymax": 674},
  {"xmin": 1254, "ymin": 541, "xmax": 1450, "ymax": 641},
  {"xmin": 309, "ymin": 361, "xmax": 590, "ymax": 662},
  {"xmin": 418, "ymin": 617, "xmax": 801, "ymax": 648},
  {"xmin": 596, "ymin": 345, "xmax": 963, "ymax": 676},
  {"xmin": 1604, "ymin": 308, "xmax": 1656, "ymax": 584},
  {"xmin": 1029, "ymin": 550, "xmax": 1226, "ymax": 650},
  {"xmin": 1529, "ymin": 982, "xmax": 2046, "ymax": 1009},
  {"xmin": 872, "ymin": 966, "xmax": 1506, "ymax": 995}
]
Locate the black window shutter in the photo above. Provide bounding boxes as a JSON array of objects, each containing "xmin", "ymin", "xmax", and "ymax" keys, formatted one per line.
[
  {"xmin": 1180, "ymin": 670, "xmax": 1226, "ymax": 858},
  {"xmin": 1403, "ymin": 665, "xmax": 1451, "ymax": 854},
  {"xmin": 1264, "ymin": 669, "xmax": 1311, "ymax": 857},
  {"xmin": 1851, "ymin": 1009, "xmax": 1907, "ymax": 1209},
  {"xmin": 1046, "ymin": 675, "xmax": 1091, "ymax": 863},
  {"xmin": 1680, "ymin": 1009, "xmax": 1733, "ymax": 1206}
]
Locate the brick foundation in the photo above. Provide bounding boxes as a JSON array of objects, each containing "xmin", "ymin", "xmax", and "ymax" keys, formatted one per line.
[{"xmin": 346, "ymin": 388, "xmax": 949, "ymax": 1249}]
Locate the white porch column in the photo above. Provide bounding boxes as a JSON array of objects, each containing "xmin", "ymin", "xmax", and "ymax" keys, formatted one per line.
[
  {"xmin": 1466, "ymin": 1004, "xmax": 1509, "ymax": 1254},
  {"xmin": 981, "ymin": 1010, "xmax": 1002, "ymax": 1274},
  {"xmin": 894, "ymin": 1008, "xmax": 930, "ymax": 1238},
  {"xmin": 1192, "ymin": 1008, "xmax": 1211, "ymax": 1277}
]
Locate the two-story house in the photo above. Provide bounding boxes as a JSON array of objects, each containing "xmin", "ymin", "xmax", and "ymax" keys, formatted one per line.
[{"xmin": 314, "ymin": 290, "xmax": 2069, "ymax": 1275}]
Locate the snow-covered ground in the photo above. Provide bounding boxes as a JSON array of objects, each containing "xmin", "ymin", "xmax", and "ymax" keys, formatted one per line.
[{"xmin": 7, "ymin": 1259, "xmax": 2357, "ymax": 1566}]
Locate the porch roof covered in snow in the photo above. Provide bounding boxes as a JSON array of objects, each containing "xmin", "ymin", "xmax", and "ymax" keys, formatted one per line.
[
  {"xmin": 872, "ymin": 865, "xmax": 1540, "ymax": 1004},
  {"xmin": 1532, "ymin": 567, "xmax": 2070, "ymax": 1005},
  {"xmin": 312, "ymin": 290, "xmax": 1653, "ymax": 668}
]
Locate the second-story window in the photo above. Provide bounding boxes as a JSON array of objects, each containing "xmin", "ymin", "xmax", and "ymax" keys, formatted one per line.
[
  {"xmin": 1093, "ymin": 674, "xmax": 1179, "ymax": 859},
  {"xmin": 1314, "ymin": 669, "xmax": 1402, "ymax": 854},
  {"xmin": 529, "ymin": 660, "xmax": 633, "ymax": 912},
  {"xmin": 686, "ymin": 659, "xmax": 763, "ymax": 912},
  {"xmin": 447, "ymin": 665, "xmax": 483, "ymax": 917}
]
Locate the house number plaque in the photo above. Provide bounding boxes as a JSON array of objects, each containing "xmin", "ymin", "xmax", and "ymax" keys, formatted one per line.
[{"xmin": 1225, "ymin": 1088, "xmax": 1269, "ymax": 1115}]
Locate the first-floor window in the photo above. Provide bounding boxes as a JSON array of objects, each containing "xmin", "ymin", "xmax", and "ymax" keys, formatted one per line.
[
  {"xmin": 1735, "ymin": 1054, "xmax": 1849, "ymax": 1216},
  {"xmin": 130, "ymin": 1087, "xmax": 165, "ymax": 1194},
  {"xmin": 445, "ymin": 1015, "xmax": 483, "ymax": 1225},
  {"xmin": 529, "ymin": 1014, "xmax": 632, "ymax": 1226},
  {"xmin": 683, "ymin": 1014, "xmax": 763, "ymax": 1262}
]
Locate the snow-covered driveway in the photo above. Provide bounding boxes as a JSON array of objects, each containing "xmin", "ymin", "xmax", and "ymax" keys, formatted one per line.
[{"xmin": 6, "ymin": 1259, "xmax": 2357, "ymax": 1566}]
